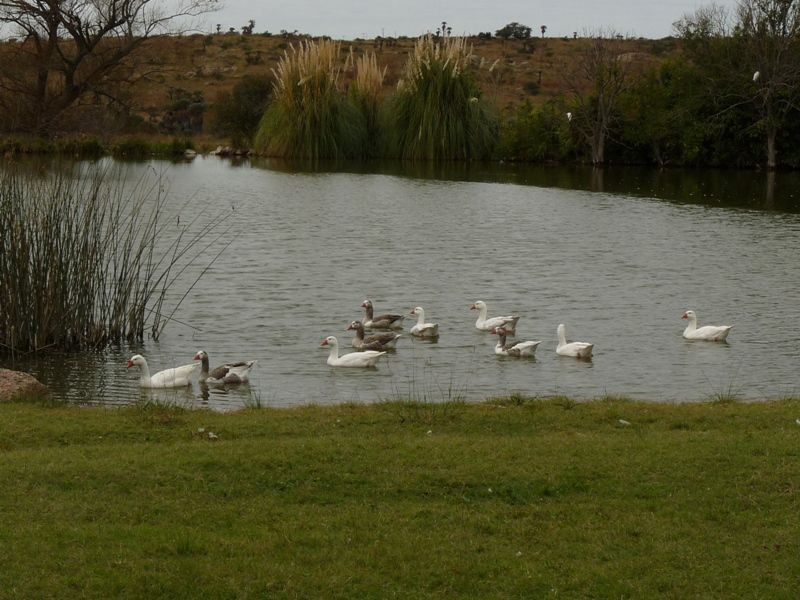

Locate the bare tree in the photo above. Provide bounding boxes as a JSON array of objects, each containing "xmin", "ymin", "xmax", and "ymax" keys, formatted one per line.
[
  {"xmin": 562, "ymin": 30, "xmax": 631, "ymax": 165},
  {"xmin": 0, "ymin": 0, "xmax": 218, "ymax": 134}
]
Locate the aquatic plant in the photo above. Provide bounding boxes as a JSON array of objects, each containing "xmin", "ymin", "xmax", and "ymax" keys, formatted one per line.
[
  {"xmin": 254, "ymin": 39, "xmax": 365, "ymax": 159},
  {"xmin": 387, "ymin": 34, "xmax": 499, "ymax": 160},
  {"xmin": 0, "ymin": 166, "xmax": 229, "ymax": 355},
  {"xmin": 348, "ymin": 50, "xmax": 387, "ymax": 157}
]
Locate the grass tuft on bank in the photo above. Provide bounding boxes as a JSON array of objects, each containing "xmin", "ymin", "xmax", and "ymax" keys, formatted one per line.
[{"xmin": 1, "ymin": 396, "xmax": 799, "ymax": 598}]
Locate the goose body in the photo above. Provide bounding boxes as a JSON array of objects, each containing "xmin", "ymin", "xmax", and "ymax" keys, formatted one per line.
[
  {"xmin": 347, "ymin": 320, "xmax": 401, "ymax": 351},
  {"xmin": 491, "ymin": 327, "xmax": 540, "ymax": 357},
  {"xmin": 682, "ymin": 310, "xmax": 732, "ymax": 341},
  {"xmin": 193, "ymin": 350, "xmax": 256, "ymax": 384},
  {"xmin": 127, "ymin": 354, "xmax": 199, "ymax": 388},
  {"xmin": 321, "ymin": 336, "xmax": 386, "ymax": 367},
  {"xmin": 556, "ymin": 324, "xmax": 593, "ymax": 359},
  {"xmin": 470, "ymin": 300, "xmax": 520, "ymax": 332},
  {"xmin": 361, "ymin": 299, "xmax": 404, "ymax": 329},
  {"xmin": 409, "ymin": 306, "xmax": 439, "ymax": 338}
]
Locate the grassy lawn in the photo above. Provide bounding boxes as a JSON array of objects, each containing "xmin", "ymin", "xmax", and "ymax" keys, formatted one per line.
[{"xmin": 1, "ymin": 396, "xmax": 799, "ymax": 598}]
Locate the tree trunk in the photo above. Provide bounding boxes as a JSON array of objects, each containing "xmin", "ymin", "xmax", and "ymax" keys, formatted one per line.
[
  {"xmin": 766, "ymin": 126, "xmax": 777, "ymax": 170},
  {"xmin": 591, "ymin": 129, "xmax": 605, "ymax": 165}
]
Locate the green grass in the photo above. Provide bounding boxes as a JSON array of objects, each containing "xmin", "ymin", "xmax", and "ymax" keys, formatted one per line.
[{"xmin": 1, "ymin": 396, "xmax": 800, "ymax": 598}]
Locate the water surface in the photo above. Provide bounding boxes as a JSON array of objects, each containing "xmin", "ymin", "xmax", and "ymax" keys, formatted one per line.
[{"xmin": 4, "ymin": 158, "xmax": 799, "ymax": 409}]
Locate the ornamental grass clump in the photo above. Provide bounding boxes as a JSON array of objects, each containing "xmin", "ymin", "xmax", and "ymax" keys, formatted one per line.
[
  {"xmin": 348, "ymin": 50, "xmax": 387, "ymax": 157},
  {"xmin": 254, "ymin": 39, "xmax": 365, "ymax": 159},
  {"xmin": 0, "ymin": 167, "xmax": 228, "ymax": 354},
  {"xmin": 388, "ymin": 34, "xmax": 499, "ymax": 160}
]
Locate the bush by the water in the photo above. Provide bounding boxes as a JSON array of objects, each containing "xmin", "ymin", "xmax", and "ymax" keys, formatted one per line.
[
  {"xmin": 386, "ymin": 35, "xmax": 499, "ymax": 160},
  {"xmin": 254, "ymin": 39, "xmax": 365, "ymax": 159},
  {"xmin": 210, "ymin": 74, "xmax": 273, "ymax": 148}
]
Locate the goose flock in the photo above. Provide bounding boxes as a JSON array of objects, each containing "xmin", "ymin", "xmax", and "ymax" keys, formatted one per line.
[{"xmin": 126, "ymin": 299, "xmax": 733, "ymax": 387}]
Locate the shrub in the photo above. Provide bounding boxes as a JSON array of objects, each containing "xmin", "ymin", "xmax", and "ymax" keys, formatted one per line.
[
  {"xmin": 348, "ymin": 50, "xmax": 386, "ymax": 157},
  {"xmin": 386, "ymin": 35, "xmax": 498, "ymax": 160},
  {"xmin": 210, "ymin": 74, "xmax": 272, "ymax": 147},
  {"xmin": 253, "ymin": 39, "xmax": 365, "ymax": 159}
]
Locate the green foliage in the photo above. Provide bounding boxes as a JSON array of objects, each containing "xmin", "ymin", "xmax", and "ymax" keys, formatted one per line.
[
  {"xmin": 386, "ymin": 35, "xmax": 499, "ymax": 160},
  {"xmin": 110, "ymin": 137, "xmax": 195, "ymax": 159},
  {"xmin": 210, "ymin": 74, "xmax": 272, "ymax": 147},
  {"xmin": 495, "ymin": 22, "xmax": 532, "ymax": 40},
  {"xmin": 499, "ymin": 100, "xmax": 570, "ymax": 161},
  {"xmin": 254, "ymin": 39, "xmax": 366, "ymax": 159}
]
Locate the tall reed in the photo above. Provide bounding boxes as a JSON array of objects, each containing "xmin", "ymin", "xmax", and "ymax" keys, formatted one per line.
[
  {"xmin": 254, "ymin": 39, "xmax": 365, "ymax": 159},
  {"xmin": 349, "ymin": 50, "xmax": 387, "ymax": 157},
  {"xmin": 388, "ymin": 35, "xmax": 499, "ymax": 160},
  {"xmin": 0, "ymin": 166, "xmax": 228, "ymax": 355}
]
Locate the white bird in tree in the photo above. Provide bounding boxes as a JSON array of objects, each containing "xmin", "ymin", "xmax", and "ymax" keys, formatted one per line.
[
  {"xmin": 753, "ymin": 70, "xmax": 760, "ymax": 82},
  {"xmin": 566, "ymin": 111, "xmax": 573, "ymax": 122}
]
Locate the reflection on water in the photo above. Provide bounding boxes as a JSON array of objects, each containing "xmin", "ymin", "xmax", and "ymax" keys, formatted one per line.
[{"xmin": 2, "ymin": 157, "xmax": 800, "ymax": 409}]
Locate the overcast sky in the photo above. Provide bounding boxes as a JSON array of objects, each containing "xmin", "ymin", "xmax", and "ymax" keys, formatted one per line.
[{"xmin": 207, "ymin": 0, "xmax": 738, "ymax": 40}]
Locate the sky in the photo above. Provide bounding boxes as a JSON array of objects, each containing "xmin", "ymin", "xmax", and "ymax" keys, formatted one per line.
[{"xmin": 207, "ymin": 0, "xmax": 739, "ymax": 40}]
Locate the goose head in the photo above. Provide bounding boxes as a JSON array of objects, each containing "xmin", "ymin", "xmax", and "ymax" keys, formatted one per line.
[
  {"xmin": 490, "ymin": 326, "xmax": 509, "ymax": 336},
  {"xmin": 126, "ymin": 354, "xmax": 145, "ymax": 369},
  {"xmin": 346, "ymin": 320, "xmax": 362, "ymax": 332},
  {"xmin": 681, "ymin": 310, "xmax": 696, "ymax": 321},
  {"xmin": 469, "ymin": 300, "xmax": 486, "ymax": 311},
  {"xmin": 360, "ymin": 299, "xmax": 373, "ymax": 309},
  {"xmin": 320, "ymin": 336, "xmax": 338, "ymax": 347},
  {"xmin": 410, "ymin": 306, "xmax": 424, "ymax": 317},
  {"xmin": 193, "ymin": 350, "xmax": 208, "ymax": 361}
]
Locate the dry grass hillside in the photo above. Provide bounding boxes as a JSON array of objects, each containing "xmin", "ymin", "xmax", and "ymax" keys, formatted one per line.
[{"xmin": 130, "ymin": 33, "xmax": 676, "ymax": 133}]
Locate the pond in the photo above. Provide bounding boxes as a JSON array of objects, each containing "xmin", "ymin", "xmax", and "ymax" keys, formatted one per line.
[{"xmin": 3, "ymin": 157, "xmax": 800, "ymax": 409}]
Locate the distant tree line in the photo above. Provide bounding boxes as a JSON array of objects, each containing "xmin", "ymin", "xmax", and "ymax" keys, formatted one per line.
[
  {"xmin": 505, "ymin": 1, "xmax": 800, "ymax": 169},
  {"xmin": 3, "ymin": 2, "xmax": 800, "ymax": 169}
]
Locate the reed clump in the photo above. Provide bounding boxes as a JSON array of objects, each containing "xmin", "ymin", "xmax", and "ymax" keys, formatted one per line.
[
  {"xmin": 254, "ymin": 39, "xmax": 365, "ymax": 159},
  {"xmin": 0, "ymin": 167, "xmax": 226, "ymax": 355},
  {"xmin": 387, "ymin": 34, "xmax": 499, "ymax": 160},
  {"xmin": 348, "ymin": 50, "xmax": 387, "ymax": 157}
]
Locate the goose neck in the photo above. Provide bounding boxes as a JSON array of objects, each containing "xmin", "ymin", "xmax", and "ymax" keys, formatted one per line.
[
  {"xmin": 137, "ymin": 360, "xmax": 151, "ymax": 385},
  {"xmin": 557, "ymin": 325, "xmax": 567, "ymax": 346}
]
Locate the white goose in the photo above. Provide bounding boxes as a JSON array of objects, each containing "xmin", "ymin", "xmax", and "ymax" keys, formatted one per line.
[
  {"xmin": 321, "ymin": 336, "xmax": 386, "ymax": 367},
  {"xmin": 127, "ymin": 354, "xmax": 199, "ymax": 388},
  {"xmin": 409, "ymin": 306, "xmax": 439, "ymax": 338},
  {"xmin": 681, "ymin": 310, "xmax": 733, "ymax": 341},
  {"xmin": 556, "ymin": 324, "xmax": 594, "ymax": 359},
  {"xmin": 193, "ymin": 350, "xmax": 256, "ymax": 384},
  {"xmin": 470, "ymin": 300, "xmax": 520, "ymax": 332},
  {"xmin": 491, "ymin": 327, "xmax": 541, "ymax": 357}
]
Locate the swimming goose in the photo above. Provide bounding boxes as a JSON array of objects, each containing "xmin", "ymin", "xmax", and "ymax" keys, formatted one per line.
[
  {"xmin": 193, "ymin": 350, "xmax": 256, "ymax": 384},
  {"xmin": 556, "ymin": 324, "xmax": 593, "ymax": 359},
  {"xmin": 681, "ymin": 310, "xmax": 733, "ymax": 341},
  {"xmin": 409, "ymin": 306, "xmax": 439, "ymax": 338},
  {"xmin": 470, "ymin": 300, "xmax": 520, "ymax": 332},
  {"xmin": 321, "ymin": 336, "xmax": 386, "ymax": 367},
  {"xmin": 491, "ymin": 327, "xmax": 541, "ymax": 357},
  {"xmin": 347, "ymin": 320, "xmax": 401, "ymax": 351},
  {"xmin": 126, "ymin": 354, "xmax": 199, "ymax": 388},
  {"xmin": 361, "ymin": 299, "xmax": 404, "ymax": 329}
]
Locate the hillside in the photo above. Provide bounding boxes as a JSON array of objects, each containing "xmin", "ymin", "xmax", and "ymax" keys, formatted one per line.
[{"xmin": 129, "ymin": 33, "xmax": 673, "ymax": 137}]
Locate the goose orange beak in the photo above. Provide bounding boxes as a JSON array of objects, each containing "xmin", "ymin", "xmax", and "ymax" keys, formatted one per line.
[{"xmin": 126, "ymin": 360, "xmax": 134, "ymax": 368}]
